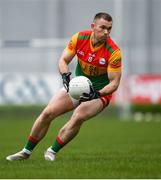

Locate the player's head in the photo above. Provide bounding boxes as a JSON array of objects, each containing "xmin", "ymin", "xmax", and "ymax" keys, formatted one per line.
[{"xmin": 91, "ymin": 12, "xmax": 113, "ymax": 43}]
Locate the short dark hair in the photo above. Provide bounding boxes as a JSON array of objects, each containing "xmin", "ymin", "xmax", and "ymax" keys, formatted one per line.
[{"xmin": 94, "ymin": 12, "xmax": 112, "ymax": 22}]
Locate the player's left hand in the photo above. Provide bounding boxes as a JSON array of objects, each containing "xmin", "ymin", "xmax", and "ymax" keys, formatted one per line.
[{"xmin": 79, "ymin": 86, "xmax": 100, "ymax": 102}]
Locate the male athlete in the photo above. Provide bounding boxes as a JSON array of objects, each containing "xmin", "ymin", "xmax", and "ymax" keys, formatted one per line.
[{"xmin": 6, "ymin": 12, "xmax": 122, "ymax": 161}]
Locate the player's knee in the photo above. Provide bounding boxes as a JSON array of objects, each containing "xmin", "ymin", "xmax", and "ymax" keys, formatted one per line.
[
  {"xmin": 41, "ymin": 107, "xmax": 55, "ymax": 122},
  {"xmin": 72, "ymin": 112, "xmax": 87, "ymax": 124}
]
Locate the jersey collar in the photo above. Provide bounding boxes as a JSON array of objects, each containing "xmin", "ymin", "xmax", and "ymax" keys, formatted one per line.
[{"xmin": 90, "ymin": 32, "xmax": 105, "ymax": 52}]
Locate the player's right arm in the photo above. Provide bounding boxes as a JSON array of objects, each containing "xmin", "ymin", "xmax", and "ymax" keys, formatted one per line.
[
  {"xmin": 58, "ymin": 33, "xmax": 78, "ymax": 90},
  {"xmin": 59, "ymin": 33, "xmax": 78, "ymax": 74}
]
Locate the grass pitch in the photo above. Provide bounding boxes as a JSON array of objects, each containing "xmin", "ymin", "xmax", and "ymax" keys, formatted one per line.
[{"xmin": 0, "ymin": 106, "xmax": 161, "ymax": 179}]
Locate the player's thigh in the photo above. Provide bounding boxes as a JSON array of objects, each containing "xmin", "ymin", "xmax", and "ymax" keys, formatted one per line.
[
  {"xmin": 73, "ymin": 98, "xmax": 104, "ymax": 121},
  {"xmin": 44, "ymin": 89, "xmax": 75, "ymax": 116}
]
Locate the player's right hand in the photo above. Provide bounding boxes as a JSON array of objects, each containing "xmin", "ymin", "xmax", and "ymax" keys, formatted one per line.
[{"xmin": 62, "ymin": 72, "xmax": 72, "ymax": 92}]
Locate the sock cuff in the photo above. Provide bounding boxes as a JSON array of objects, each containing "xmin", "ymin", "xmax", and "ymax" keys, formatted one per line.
[
  {"xmin": 22, "ymin": 148, "xmax": 32, "ymax": 155},
  {"xmin": 28, "ymin": 135, "xmax": 39, "ymax": 143},
  {"xmin": 56, "ymin": 136, "xmax": 64, "ymax": 145}
]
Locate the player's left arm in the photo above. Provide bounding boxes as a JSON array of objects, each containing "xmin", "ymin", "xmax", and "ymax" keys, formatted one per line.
[
  {"xmin": 99, "ymin": 49, "xmax": 122, "ymax": 96},
  {"xmin": 99, "ymin": 71, "xmax": 121, "ymax": 96},
  {"xmin": 80, "ymin": 71, "xmax": 121, "ymax": 102}
]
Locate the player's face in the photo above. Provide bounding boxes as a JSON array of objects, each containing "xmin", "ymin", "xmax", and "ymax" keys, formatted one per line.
[{"xmin": 91, "ymin": 18, "xmax": 112, "ymax": 43}]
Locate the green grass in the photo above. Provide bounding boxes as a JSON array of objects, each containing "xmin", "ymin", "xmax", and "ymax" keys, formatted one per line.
[{"xmin": 0, "ymin": 108, "xmax": 161, "ymax": 178}]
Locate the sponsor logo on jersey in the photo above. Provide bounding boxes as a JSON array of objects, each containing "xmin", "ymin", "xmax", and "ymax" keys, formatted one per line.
[
  {"xmin": 77, "ymin": 50, "xmax": 85, "ymax": 56},
  {"xmin": 99, "ymin": 58, "xmax": 106, "ymax": 65}
]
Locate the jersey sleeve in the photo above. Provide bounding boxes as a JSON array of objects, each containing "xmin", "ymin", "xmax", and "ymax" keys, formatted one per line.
[
  {"xmin": 107, "ymin": 49, "xmax": 122, "ymax": 72},
  {"xmin": 65, "ymin": 32, "xmax": 79, "ymax": 55}
]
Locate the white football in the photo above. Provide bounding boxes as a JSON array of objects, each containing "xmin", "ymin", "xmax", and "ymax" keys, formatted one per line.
[{"xmin": 69, "ymin": 76, "xmax": 92, "ymax": 100}]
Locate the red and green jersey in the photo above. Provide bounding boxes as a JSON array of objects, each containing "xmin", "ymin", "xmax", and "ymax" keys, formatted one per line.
[{"xmin": 65, "ymin": 30, "xmax": 122, "ymax": 90}]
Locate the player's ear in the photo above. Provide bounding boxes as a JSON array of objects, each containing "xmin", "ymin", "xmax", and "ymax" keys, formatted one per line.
[{"xmin": 91, "ymin": 23, "xmax": 95, "ymax": 30}]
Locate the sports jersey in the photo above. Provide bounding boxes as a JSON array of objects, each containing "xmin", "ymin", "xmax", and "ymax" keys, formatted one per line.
[{"xmin": 65, "ymin": 30, "xmax": 122, "ymax": 91}]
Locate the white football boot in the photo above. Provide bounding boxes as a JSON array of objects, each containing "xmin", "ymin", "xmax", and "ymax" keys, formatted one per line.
[
  {"xmin": 44, "ymin": 147, "xmax": 56, "ymax": 161},
  {"xmin": 6, "ymin": 150, "xmax": 30, "ymax": 161}
]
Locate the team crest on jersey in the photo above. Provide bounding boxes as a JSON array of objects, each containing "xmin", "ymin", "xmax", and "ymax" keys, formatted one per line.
[{"xmin": 99, "ymin": 58, "xmax": 106, "ymax": 65}]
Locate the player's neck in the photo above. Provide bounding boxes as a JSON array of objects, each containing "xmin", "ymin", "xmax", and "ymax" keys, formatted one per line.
[{"xmin": 91, "ymin": 35, "xmax": 105, "ymax": 48}]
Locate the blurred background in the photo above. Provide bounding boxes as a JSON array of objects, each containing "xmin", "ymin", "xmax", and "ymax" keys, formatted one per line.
[{"xmin": 0, "ymin": 0, "xmax": 161, "ymax": 120}]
